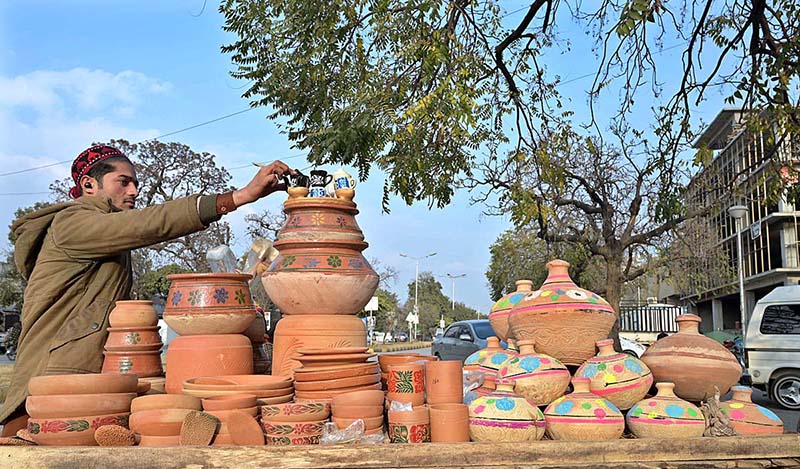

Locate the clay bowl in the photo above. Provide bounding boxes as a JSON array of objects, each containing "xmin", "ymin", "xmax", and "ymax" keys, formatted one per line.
[
  {"xmin": 163, "ymin": 273, "xmax": 257, "ymax": 335},
  {"xmin": 183, "ymin": 375, "xmax": 293, "ymax": 391},
  {"xmin": 138, "ymin": 434, "xmax": 181, "ymax": 447},
  {"xmin": 129, "ymin": 408, "xmax": 194, "ymax": 436},
  {"xmin": 256, "ymin": 394, "xmax": 295, "ymax": 406},
  {"xmin": 202, "ymin": 394, "xmax": 258, "ymax": 411},
  {"xmin": 109, "ymin": 300, "xmax": 158, "ymax": 328},
  {"xmin": 331, "ymin": 390, "xmax": 385, "ymax": 408},
  {"xmin": 28, "ymin": 373, "xmax": 139, "ymax": 396},
  {"xmin": 333, "ymin": 415, "xmax": 384, "ymax": 430},
  {"xmin": 183, "ymin": 386, "xmax": 294, "ymax": 399},
  {"xmin": 104, "ymin": 326, "xmax": 163, "ymax": 352},
  {"xmin": 330, "ymin": 404, "xmax": 384, "ymax": 419},
  {"xmin": 296, "ymin": 353, "xmax": 376, "ymax": 367},
  {"xmin": 27, "ymin": 412, "xmax": 130, "ymax": 446},
  {"xmin": 294, "ymin": 363, "xmax": 380, "ymax": 382},
  {"xmin": 102, "ymin": 351, "xmax": 163, "ymax": 378},
  {"xmin": 296, "ymin": 347, "xmax": 369, "ymax": 355},
  {"xmin": 261, "ymin": 401, "xmax": 331, "ymax": 423},
  {"xmin": 293, "ymin": 373, "xmax": 380, "ymax": 392},
  {"xmin": 295, "ymin": 382, "xmax": 381, "ymax": 400},
  {"xmin": 204, "ymin": 406, "xmax": 259, "ymax": 422},
  {"xmin": 260, "ymin": 419, "xmax": 327, "ymax": 435},
  {"xmin": 26, "ymin": 392, "xmax": 136, "ymax": 419},
  {"xmin": 131, "ymin": 394, "xmax": 201, "ymax": 414}
]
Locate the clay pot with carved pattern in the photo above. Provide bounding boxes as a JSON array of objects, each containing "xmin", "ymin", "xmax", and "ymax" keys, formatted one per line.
[
  {"xmin": 164, "ymin": 273, "xmax": 256, "ymax": 335},
  {"xmin": 271, "ymin": 315, "xmax": 367, "ymax": 376}
]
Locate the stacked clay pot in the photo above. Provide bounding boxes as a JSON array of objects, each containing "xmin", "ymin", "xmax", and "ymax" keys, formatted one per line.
[
  {"xmin": 429, "ymin": 404, "xmax": 470, "ymax": 442},
  {"xmin": 201, "ymin": 393, "xmax": 259, "ymax": 446},
  {"xmin": 388, "ymin": 405, "xmax": 430, "ymax": 443},
  {"xmin": 25, "ymin": 374, "xmax": 138, "ymax": 446},
  {"xmin": 508, "ymin": 260, "xmax": 617, "ymax": 366},
  {"xmin": 293, "ymin": 348, "xmax": 380, "ymax": 401},
  {"xmin": 575, "ymin": 339, "xmax": 653, "ymax": 410},
  {"xmin": 497, "ymin": 339, "xmax": 570, "ymax": 406},
  {"xmin": 468, "ymin": 378, "xmax": 545, "ymax": 442},
  {"xmin": 378, "ymin": 354, "xmax": 435, "ymax": 390},
  {"xmin": 166, "ymin": 334, "xmax": 254, "ymax": 395},
  {"xmin": 626, "ymin": 382, "xmax": 706, "ymax": 439},
  {"xmin": 387, "ymin": 363, "xmax": 426, "ymax": 406},
  {"xmin": 425, "ymin": 360, "xmax": 463, "ymax": 405},
  {"xmin": 129, "ymin": 394, "xmax": 202, "ymax": 446},
  {"xmin": 543, "ymin": 377, "xmax": 625, "ymax": 441},
  {"xmin": 102, "ymin": 300, "xmax": 163, "ymax": 378},
  {"xmin": 261, "ymin": 400, "xmax": 331, "ymax": 445},
  {"xmin": 463, "ymin": 336, "xmax": 515, "ymax": 375},
  {"xmin": 261, "ymin": 197, "xmax": 378, "ymax": 376},
  {"xmin": 331, "ymin": 390, "xmax": 385, "ymax": 436},
  {"xmin": 488, "ymin": 280, "xmax": 534, "ymax": 342},
  {"xmin": 720, "ymin": 386, "xmax": 784, "ymax": 435},
  {"xmin": 181, "ymin": 375, "xmax": 294, "ymax": 404},
  {"xmin": 641, "ymin": 314, "xmax": 742, "ymax": 402}
]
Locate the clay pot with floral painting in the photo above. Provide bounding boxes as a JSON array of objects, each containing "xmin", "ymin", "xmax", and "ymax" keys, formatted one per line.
[
  {"xmin": 497, "ymin": 339, "xmax": 570, "ymax": 406},
  {"xmin": 109, "ymin": 300, "xmax": 158, "ymax": 328},
  {"xmin": 463, "ymin": 336, "xmax": 514, "ymax": 374},
  {"xmin": 468, "ymin": 378, "xmax": 545, "ymax": 442},
  {"xmin": 27, "ymin": 412, "xmax": 130, "ymax": 446},
  {"xmin": 508, "ymin": 260, "xmax": 617, "ymax": 366},
  {"xmin": 164, "ymin": 273, "xmax": 257, "ymax": 335},
  {"xmin": 575, "ymin": 339, "xmax": 653, "ymax": 410},
  {"xmin": 388, "ymin": 405, "xmax": 430, "ymax": 443},
  {"xmin": 165, "ymin": 334, "xmax": 253, "ymax": 394},
  {"xmin": 720, "ymin": 386, "xmax": 784, "ymax": 435},
  {"xmin": 626, "ymin": 382, "xmax": 706, "ymax": 438},
  {"xmin": 489, "ymin": 280, "xmax": 534, "ymax": 342},
  {"xmin": 104, "ymin": 326, "xmax": 163, "ymax": 352},
  {"xmin": 543, "ymin": 377, "xmax": 625, "ymax": 441},
  {"xmin": 386, "ymin": 363, "xmax": 425, "ymax": 406}
]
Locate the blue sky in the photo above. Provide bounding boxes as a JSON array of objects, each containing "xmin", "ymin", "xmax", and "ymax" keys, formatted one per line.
[{"xmin": 0, "ymin": 1, "xmax": 726, "ymax": 314}]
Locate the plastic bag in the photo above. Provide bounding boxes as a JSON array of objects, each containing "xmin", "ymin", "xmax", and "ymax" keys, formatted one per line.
[
  {"xmin": 463, "ymin": 370, "xmax": 485, "ymax": 405},
  {"xmin": 388, "ymin": 400, "xmax": 413, "ymax": 412},
  {"xmin": 206, "ymin": 245, "xmax": 238, "ymax": 273},
  {"xmin": 319, "ymin": 420, "xmax": 384, "ymax": 445}
]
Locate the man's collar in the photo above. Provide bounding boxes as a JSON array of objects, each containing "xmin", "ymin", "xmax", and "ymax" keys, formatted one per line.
[{"xmin": 75, "ymin": 195, "xmax": 120, "ymax": 213}]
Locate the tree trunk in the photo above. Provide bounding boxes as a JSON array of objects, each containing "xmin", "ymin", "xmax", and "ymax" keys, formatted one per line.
[{"xmin": 604, "ymin": 256, "xmax": 623, "ymax": 352}]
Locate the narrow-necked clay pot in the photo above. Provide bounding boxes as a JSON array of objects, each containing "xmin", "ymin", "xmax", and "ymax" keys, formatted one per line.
[
  {"xmin": 497, "ymin": 339, "xmax": 570, "ymax": 406},
  {"xmin": 463, "ymin": 336, "xmax": 515, "ymax": 374},
  {"xmin": 27, "ymin": 412, "xmax": 130, "ymax": 446},
  {"xmin": 261, "ymin": 401, "xmax": 331, "ymax": 423},
  {"xmin": 388, "ymin": 405, "xmax": 430, "ymax": 443},
  {"xmin": 330, "ymin": 404, "xmax": 384, "ymax": 419},
  {"xmin": 425, "ymin": 360, "xmax": 463, "ymax": 405},
  {"xmin": 489, "ymin": 280, "xmax": 534, "ymax": 342},
  {"xmin": 26, "ymin": 393, "xmax": 137, "ymax": 419},
  {"xmin": 129, "ymin": 408, "xmax": 194, "ymax": 437},
  {"xmin": 575, "ymin": 339, "xmax": 653, "ymax": 410},
  {"xmin": 294, "ymin": 363, "xmax": 380, "ymax": 382},
  {"xmin": 294, "ymin": 373, "xmax": 380, "ymax": 391},
  {"xmin": 333, "ymin": 415, "xmax": 384, "ymax": 430},
  {"xmin": 165, "ymin": 334, "xmax": 253, "ymax": 394},
  {"xmin": 102, "ymin": 350, "xmax": 163, "ymax": 378},
  {"xmin": 468, "ymin": 379, "xmax": 545, "ymax": 442},
  {"xmin": 164, "ymin": 273, "xmax": 257, "ymax": 335},
  {"xmin": 109, "ymin": 300, "xmax": 158, "ymax": 328},
  {"xmin": 331, "ymin": 389, "xmax": 385, "ymax": 407},
  {"xmin": 130, "ymin": 394, "xmax": 201, "ymax": 414},
  {"xmin": 429, "ymin": 403, "xmax": 469, "ymax": 442},
  {"xmin": 720, "ymin": 386, "xmax": 784, "ymax": 435},
  {"xmin": 202, "ymin": 394, "xmax": 258, "ymax": 411},
  {"xmin": 626, "ymin": 382, "xmax": 706, "ymax": 438},
  {"xmin": 543, "ymin": 377, "xmax": 625, "ymax": 441},
  {"xmin": 104, "ymin": 326, "xmax": 163, "ymax": 352},
  {"xmin": 28, "ymin": 373, "xmax": 139, "ymax": 396},
  {"xmin": 386, "ymin": 364, "xmax": 425, "ymax": 406}
]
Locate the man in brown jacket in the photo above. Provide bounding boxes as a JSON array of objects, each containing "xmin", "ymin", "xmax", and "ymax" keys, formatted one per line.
[{"xmin": 0, "ymin": 144, "xmax": 294, "ymax": 434}]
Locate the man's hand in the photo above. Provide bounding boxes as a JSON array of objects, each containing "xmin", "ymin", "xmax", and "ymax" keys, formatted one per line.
[{"xmin": 233, "ymin": 160, "xmax": 296, "ymax": 207}]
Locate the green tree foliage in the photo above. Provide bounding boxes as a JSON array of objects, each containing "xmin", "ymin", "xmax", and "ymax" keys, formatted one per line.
[
  {"xmin": 402, "ymin": 272, "xmax": 479, "ymax": 339},
  {"xmin": 137, "ymin": 264, "xmax": 192, "ymax": 299}
]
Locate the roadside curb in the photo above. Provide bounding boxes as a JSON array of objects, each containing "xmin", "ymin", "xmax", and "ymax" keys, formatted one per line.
[{"xmin": 372, "ymin": 342, "xmax": 432, "ymax": 353}]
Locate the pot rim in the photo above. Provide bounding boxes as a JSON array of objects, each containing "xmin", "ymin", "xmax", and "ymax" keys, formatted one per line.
[{"xmin": 166, "ymin": 273, "xmax": 253, "ymax": 281}]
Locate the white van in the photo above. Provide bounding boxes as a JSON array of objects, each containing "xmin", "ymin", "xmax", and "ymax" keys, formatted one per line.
[{"xmin": 745, "ymin": 285, "xmax": 800, "ymax": 410}]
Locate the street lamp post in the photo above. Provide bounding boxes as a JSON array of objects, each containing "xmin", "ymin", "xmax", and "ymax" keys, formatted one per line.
[
  {"xmin": 444, "ymin": 273, "xmax": 466, "ymax": 311},
  {"xmin": 728, "ymin": 205, "xmax": 748, "ymax": 337},
  {"xmin": 400, "ymin": 252, "xmax": 437, "ymax": 341}
]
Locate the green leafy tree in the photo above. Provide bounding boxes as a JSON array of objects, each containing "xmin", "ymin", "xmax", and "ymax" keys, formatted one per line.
[
  {"xmin": 402, "ymin": 272, "xmax": 479, "ymax": 340},
  {"xmin": 137, "ymin": 264, "xmax": 192, "ymax": 299}
]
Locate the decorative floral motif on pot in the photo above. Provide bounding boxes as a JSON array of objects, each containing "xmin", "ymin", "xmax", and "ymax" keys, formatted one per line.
[
  {"xmin": 389, "ymin": 423, "xmax": 431, "ymax": 443},
  {"xmin": 268, "ymin": 253, "xmax": 369, "ymax": 273},
  {"xmin": 235, "ymin": 290, "xmax": 247, "ymax": 305},
  {"xmin": 123, "ymin": 333, "xmax": 141, "ymax": 345},
  {"xmin": 389, "ymin": 369, "xmax": 425, "ymax": 393},
  {"xmin": 626, "ymin": 382, "xmax": 706, "ymax": 439},
  {"xmin": 188, "ymin": 290, "xmax": 203, "ymax": 306},
  {"xmin": 489, "ymin": 280, "xmax": 534, "ymax": 342},
  {"xmin": 543, "ymin": 377, "xmax": 625, "ymax": 441},
  {"xmin": 327, "ymin": 255, "xmax": 342, "ymax": 268},
  {"xmin": 468, "ymin": 378, "xmax": 545, "ymax": 442},
  {"xmin": 170, "ymin": 291, "xmax": 182, "ymax": 307},
  {"xmin": 28, "ymin": 414, "xmax": 128, "ymax": 435},
  {"xmin": 497, "ymin": 339, "xmax": 570, "ymax": 406},
  {"xmin": 163, "ymin": 273, "xmax": 257, "ymax": 335},
  {"xmin": 575, "ymin": 339, "xmax": 653, "ymax": 410},
  {"xmin": 719, "ymin": 386, "xmax": 784, "ymax": 435},
  {"xmin": 213, "ymin": 288, "xmax": 229, "ymax": 304}
]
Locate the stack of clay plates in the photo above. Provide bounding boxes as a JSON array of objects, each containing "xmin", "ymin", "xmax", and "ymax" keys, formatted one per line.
[
  {"xmin": 182, "ymin": 375, "xmax": 294, "ymax": 404},
  {"xmin": 293, "ymin": 348, "xmax": 380, "ymax": 400}
]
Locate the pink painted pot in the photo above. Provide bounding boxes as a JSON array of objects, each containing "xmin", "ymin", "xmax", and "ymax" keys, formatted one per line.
[
  {"xmin": 575, "ymin": 339, "xmax": 653, "ymax": 410},
  {"xmin": 468, "ymin": 379, "xmax": 545, "ymax": 442},
  {"xmin": 543, "ymin": 377, "xmax": 625, "ymax": 441},
  {"xmin": 626, "ymin": 382, "xmax": 706, "ymax": 438},
  {"xmin": 463, "ymin": 337, "xmax": 515, "ymax": 375},
  {"xmin": 720, "ymin": 386, "xmax": 784, "ymax": 435},
  {"xmin": 489, "ymin": 280, "xmax": 533, "ymax": 342},
  {"xmin": 497, "ymin": 339, "xmax": 570, "ymax": 406}
]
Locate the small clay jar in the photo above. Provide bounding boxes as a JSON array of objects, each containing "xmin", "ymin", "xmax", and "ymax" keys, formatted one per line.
[
  {"xmin": 109, "ymin": 300, "xmax": 158, "ymax": 328},
  {"xmin": 101, "ymin": 350, "xmax": 163, "ymax": 378},
  {"xmin": 386, "ymin": 363, "xmax": 425, "ymax": 406},
  {"xmin": 626, "ymin": 382, "xmax": 706, "ymax": 438},
  {"xmin": 575, "ymin": 339, "xmax": 653, "ymax": 410},
  {"xmin": 468, "ymin": 378, "xmax": 545, "ymax": 442},
  {"xmin": 497, "ymin": 339, "xmax": 570, "ymax": 406},
  {"xmin": 720, "ymin": 386, "xmax": 784, "ymax": 435},
  {"xmin": 543, "ymin": 377, "xmax": 625, "ymax": 441},
  {"xmin": 425, "ymin": 360, "xmax": 463, "ymax": 405},
  {"xmin": 429, "ymin": 403, "xmax": 469, "ymax": 442},
  {"xmin": 463, "ymin": 337, "xmax": 516, "ymax": 375},
  {"xmin": 488, "ymin": 280, "xmax": 534, "ymax": 342},
  {"xmin": 388, "ymin": 405, "xmax": 430, "ymax": 443}
]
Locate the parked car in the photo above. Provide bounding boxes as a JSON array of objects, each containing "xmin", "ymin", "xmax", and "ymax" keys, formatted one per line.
[
  {"xmin": 620, "ymin": 336, "xmax": 648, "ymax": 358},
  {"xmin": 744, "ymin": 285, "xmax": 800, "ymax": 410},
  {"xmin": 431, "ymin": 320, "xmax": 498, "ymax": 362},
  {"xmin": 394, "ymin": 332, "xmax": 409, "ymax": 342}
]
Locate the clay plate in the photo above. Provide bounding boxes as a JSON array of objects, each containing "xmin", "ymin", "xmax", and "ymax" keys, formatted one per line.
[
  {"xmin": 295, "ymin": 382, "xmax": 382, "ymax": 400},
  {"xmin": 183, "ymin": 375, "xmax": 293, "ymax": 391},
  {"xmin": 183, "ymin": 386, "xmax": 293, "ymax": 399},
  {"xmin": 296, "ymin": 347, "xmax": 369, "ymax": 355},
  {"xmin": 295, "ymin": 353, "xmax": 376, "ymax": 367},
  {"xmin": 295, "ymin": 362, "xmax": 379, "ymax": 374},
  {"xmin": 256, "ymin": 394, "xmax": 295, "ymax": 406},
  {"xmin": 294, "ymin": 373, "xmax": 380, "ymax": 392}
]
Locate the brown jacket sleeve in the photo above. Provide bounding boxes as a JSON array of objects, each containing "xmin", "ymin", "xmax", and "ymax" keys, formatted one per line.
[{"xmin": 51, "ymin": 195, "xmax": 213, "ymax": 260}]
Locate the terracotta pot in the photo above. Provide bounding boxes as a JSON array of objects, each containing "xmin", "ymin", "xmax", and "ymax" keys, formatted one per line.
[
  {"xmin": 388, "ymin": 406, "xmax": 430, "ymax": 443},
  {"xmin": 497, "ymin": 339, "xmax": 571, "ymax": 406},
  {"xmin": 295, "ymin": 382, "xmax": 381, "ymax": 400},
  {"xmin": 28, "ymin": 373, "xmax": 139, "ymax": 396},
  {"xmin": 641, "ymin": 314, "xmax": 742, "ymax": 402},
  {"xmin": 468, "ymin": 378, "xmax": 544, "ymax": 442},
  {"xmin": 202, "ymin": 394, "xmax": 258, "ymax": 411},
  {"xmin": 184, "ymin": 375, "xmax": 293, "ymax": 392},
  {"xmin": 104, "ymin": 326, "xmax": 163, "ymax": 352},
  {"xmin": 276, "ymin": 197, "xmax": 365, "ymax": 243},
  {"xmin": 265, "ymin": 434, "xmax": 321, "ymax": 445},
  {"xmin": 386, "ymin": 364, "xmax": 425, "ymax": 406},
  {"xmin": 463, "ymin": 337, "xmax": 515, "ymax": 375},
  {"xmin": 27, "ymin": 412, "xmax": 130, "ymax": 446},
  {"xmin": 295, "ymin": 352, "xmax": 375, "ymax": 368},
  {"xmin": 626, "ymin": 382, "xmax": 706, "ymax": 438},
  {"xmin": 261, "ymin": 401, "xmax": 330, "ymax": 422},
  {"xmin": 138, "ymin": 434, "xmax": 181, "ymax": 446},
  {"xmin": 165, "ymin": 334, "xmax": 253, "ymax": 394},
  {"xmin": 720, "ymin": 386, "xmax": 784, "ymax": 435},
  {"xmin": 425, "ymin": 360, "xmax": 463, "ymax": 405},
  {"xmin": 261, "ymin": 419, "xmax": 327, "ymax": 435},
  {"xmin": 183, "ymin": 386, "xmax": 293, "ymax": 400},
  {"xmin": 295, "ymin": 363, "xmax": 380, "ymax": 382},
  {"xmin": 205, "ymin": 406, "xmax": 259, "ymax": 422},
  {"xmin": 129, "ymin": 408, "xmax": 194, "ymax": 436},
  {"xmin": 26, "ymin": 393, "xmax": 136, "ymax": 419},
  {"xmin": 164, "ymin": 273, "xmax": 257, "ymax": 335},
  {"xmin": 102, "ymin": 350, "xmax": 163, "ymax": 378},
  {"xmin": 575, "ymin": 339, "xmax": 653, "ymax": 410},
  {"xmin": 489, "ymin": 280, "xmax": 534, "ymax": 342},
  {"xmin": 271, "ymin": 314, "xmax": 367, "ymax": 376},
  {"xmin": 331, "ymin": 390, "xmax": 384, "ymax": 407},
  {"xmin": 333, "ymin": 415, "xmax": 383, "ymax": 430},
  {"xmin": 464, "ymin": 374, "xmax": 497, "ymax": 405},
  {"xmin": 543, "ymin": 377, "xmax": 625, "ymax": 441},
  {"xmin": 508, "ymin": 260, "xmax": 617, "ymax": 366},
  {"xmin": 109, "ymin": 300, "xmax": 158, "ymax": 328},
  {"xmin": 130, "ymin": 394, "xmax": 201, "ymax": 414},
  {"xmin": 331, "ymin": 404, "xmax": 384, "ymax": 419},
  {"xmin": 294, "ymin": 373, "xmax": 380, "ymax": 392},
  {"xmin": 429, "ymin": 403, "xmax": 469, "ymax": 442}
]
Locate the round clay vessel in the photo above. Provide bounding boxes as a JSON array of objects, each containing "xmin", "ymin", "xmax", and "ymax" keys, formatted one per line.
[
  {"xmin": 641, "ymin": 314, "xmax": 742, "ymax": 401},
  {"xmin": 138, "ymin": 434, "xmax": 181, "ymax": 446},
  {"xmin": 109, "ymin": 300, "xmax": 158, "ymax": 328},
  {"xmin": 720, "ymin": 386, "xmax": 784, "ymax": 435},
  {"xmin": 626, "ymin": 382, "xmax": 706, "ymax": 438},
  {"xmin": 164, "ymin": 273, "xmax": 257, "ymax": 335},
  {"xmin": 276, "ymin": 197, "xmax": 365, "ymax": 243},
  {"xmin": 331, "ymin": 404, "xmax": 384, "ymax": 419},
  {"xmin": 165, "ymin": 334, "xmax": 253, "ymax": 394},
  {"xmin": 102, "ymin": 350, "xmax": 163, "ymax": 378},
  {"xmin": 543, "ymin": 377, "xmax": 625, "ymax": 441},
  {"xmin": 28, "ymin": 373, "xmax": 138, "ymax": 396},
  {"xmin": 489, "ymin": 280, "xmax": 534, "ymax": 341},
  {"xmin": 388, "ymin": 405, "xmax": 430, "ymax": 443},
  {"xmin": 271, "ymin": 314, "xmax": 367, "ymax": 376},
  {"xmin": 104, "ymin": 326, "xmax": 163, "ymax": 352},
  {"xmin": 294, "ymin": 363, "xmax": 379, "ymax": 382},
  {"xmin": 261, "ymin": 419, "xmax": 327, "ymax": 435},
  {"xmin": 429, "ymin": 403, "xmax": 469, "ymax": 442},
  {"xmin": 497, "ymin": 339, "xmax": 570, "ymax": 406},
  {"xmin": 575, "ymin": 339, "xmax": 653, "ymax": 410},
  {"xmin": 261, "ymin": 401, "xmax": 330, "ymax": 422},
  {"xmin": 425, "ymin": 360, "xmax": 463, "ymax": 405},
  {"xmin": 331, "ymin": 389, "xmax": 385, "ymax": 408},
  {"xmin": 386, "ymin": 363, "xmax": 425, "ymax": 406},
  {"xmin": 508, "ymin": 260, "xmax": 617, "ymax": 366},
  {"xmin": 27, "ymin": 412, "xmax": 130, "ymax": 446},
  {"xmin": 129, "ymin": 408, "xmax": 194, "ymax": 436},
  {"xmin": 468, "ymin": 378, "xmax": 545, "ymax": 442},
  {"xmin": 333, "ymin": 415, "xmax": 383, "ymax": 430},
  {"xmin": 295, "ymin": 382, "xmax": 381, "ymax": 400},
  {"xmin": 26, "ymin": 393, "xmax": 136, "ymax": 419},
  {"xmin": 294, "ymin": 373, "xmax": 380, "ymax": 391},
  {"xmin": 202, "ymin": 394, "xmax": 258, "ymax": 411},
  {"xmin": 463, "ymin": 336, "xmax": 515, "ymax": 374},
  {"xmin": 184, "ymin": 375, "xmax": 293, "ymax": 391},
  {"xmin": 130, "ymin": 394, "xmax": 201, "ymax": 414},
  {"xmin": 464, "ymin": 374, "xmax": 497, "ymax": 405}
]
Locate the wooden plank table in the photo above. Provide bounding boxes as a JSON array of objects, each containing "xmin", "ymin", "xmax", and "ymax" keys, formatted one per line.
[{"xmin": 2, "ymin": 434, "xmax": 799, "ymax": 468}]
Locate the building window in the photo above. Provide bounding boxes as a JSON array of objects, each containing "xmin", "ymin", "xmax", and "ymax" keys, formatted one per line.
[{"xmin": 760, "ymin": 305, "xmax": 800, "ymax": 334}]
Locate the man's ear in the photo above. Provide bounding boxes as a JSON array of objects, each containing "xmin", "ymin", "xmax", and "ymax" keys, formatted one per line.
[{"xmin": 79, "ymin": 175, "xmax": 97, "ymax": 195}]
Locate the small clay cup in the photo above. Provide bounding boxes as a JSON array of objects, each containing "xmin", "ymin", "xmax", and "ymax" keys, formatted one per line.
[
  {"xmin": 429, "ymin": 403, "xmax": 469, "ymax": 442},
  {"xmin": 425, "ymin": 360, "xmax": 463, "ymax": 405}
]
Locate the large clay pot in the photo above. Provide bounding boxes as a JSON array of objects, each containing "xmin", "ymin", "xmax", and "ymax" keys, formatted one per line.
[
  {"xmin": 497, "ymin": 339, "xmax": 570, "ymax": 406},
  {"xmin": 463, "ymin": 337, "xmax": 514, "ymax": 374},
  {"xmin": 109, "ymin": 300, "xmax": 158, "ymax": 328},
  {"xmin": 489, "ymin": 280, "xmax": 533, "ymax": 342},
  {"xmin": 575, "ymin": 339, "xmax": 653, "ymax": 410},
  {"xmin": 468, "ymin": 378, "xmax": 545, "ymax": 442},
  {"xmin": 26, "ymin": 393, "xmax": 137, "ymax": 419},
  {"xmin": 386, "ymin": 363, "xmax": 425, "ymax": 406},
  {"xmin": 271, "ymin": 314, "xmax": 367, "ymax": 376},
  {"xmin": 720, "ymin": 386, "xmax": 784, "ymax": 435},
  {"xmin": 425, "ymin": 360, "xmax": 463, "ymax": 405},
  {"xmin": 626, "ymin": 382, "xmax": 706, "ymax": 438},
  {"xmin": 164, "ymin": 273, "xmax": 257, "ymax": 335},
  {"xmin": 101, "ymin": 350, "xmax": 163, "ymax": 378},
  {"xmin": 429, "ymin": 404, "xmax": 469, "ymax": 442},
  {"xmin": 508, "ymin": 260, "xmax": 617, "ymax": 366},
  {"xmin": 543, "ymin": 377, "xmax": 625, "ymax": 441},
  {"xmin": 276, "ymin": 197, "xmax": 365, "ymax": 243},
  {"xmin": 165, "ymin": 334, "xmax": 253, "ymax": 394},
  {"xmin": 28, "ymin": 374, "xmax": 139, "ymax": 396},
  {"xmin": 641, "ymin": 314, "xmax": 742, "ymax": 401},
  {"xmin": 27, "ymin": 412, "xmax": 130, "ymax": 446},
  {"xmin": 388, "ymin": 405, "xmax": 430, "ymax": 443}
]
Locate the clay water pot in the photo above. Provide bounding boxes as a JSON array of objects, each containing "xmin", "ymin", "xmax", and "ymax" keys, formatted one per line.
[
  {"xmin": 429, "ymin": 403, "xmax": 469, "ymax": 442},
  {"xmin": 463, "ymin": 337, "xmax": 515, "ymax": 375},
  {"xmin": 332, "ymin": 415, "xmax": 384, "ymax": 430},
  {"xmin": 508, "ymin": 260, "xmax": 617, "ymax": 366},
  {"xmin": 129, "ymin": 408, "xmax": 194, "ymax": 436},
  {"xmin": 641, "ymin": 314, "xmax": 742, "ymax": 402},
  {"xmin": 626, "ymin": 382, "xmax": 706, "ymax": 438},
  {"xmin": 464, "ymin": 374, "xmax": 497, "ymax": 405},
  {"xmin": 543, "ymin": 377, "xmax": 625, "ymax": 441},
  {"xmin": 109, "ymin": 300, "xmax": 158, "ymax": 328},
  {"xmin": 165, "ymin": 334, "xmax": 253, "ymax": 394},
  {"xmin": 489, "ymin": 280, "xmax": 534, "ymax": 342},
  {"xmin": 130, "ymin": 394, "xmax": 201, "ymax": 414},
  {"xmin": 164, "ymin": 273, "xmax": 257, "ymax": 335},
  {"xmin": 497, "ymin": 339, "xmax": 570, "ymax": 406},
  {"xmin": 388, "ymin": 406, "xmax": 430, "ymax": 443},
  {"xmin": 26, "ymin": 392, "xmax": 137, "ymax": 419},
  {"xmin": 28, "ymin": 373, "xmax": 139, "ymax": 396},
  {"xmin": 276, "ymin": 197, "xmax": 365, "ymax": 243},
  {"xmin": 331, "ymin": 389, "xmax": 385, "ymax": 407},
  {"xmin": 575, "ymin": 339, "xmax": 653, "ymax": 410},
  {"xmin": 104, "ymin": 326, "xmax": 163, "ymax": 352},
  {"xmin": 468, "ymin": 379, "xmax": 545, "ymax": 442},
  {"xmin": 425, "ymin": 360, "xmax": 463, "ymax": 405},
  {"xmin": 720, "ymin": 386, "xmax": 784, "ymax": 435},
  {"xmin": 261, "ymin": 401, "xmax": 331, "ymax": 422},
  {"xmin": 202, "ymin": 394, "xmax": 258, "ymax": 411},
  {"xmin": 27, "ymin": 412, "xmax": 130, "ymax": 446},
  {"xmin": 386, "ymin": 363, "xmax": 425, "ymax": 406},
  {"xmin": 271, "ymin": 314, "xmax": 367, "ymax": 376},
  {"xmin": 102, "ymin": 350, "xmax": 163, "ymax": 378}
]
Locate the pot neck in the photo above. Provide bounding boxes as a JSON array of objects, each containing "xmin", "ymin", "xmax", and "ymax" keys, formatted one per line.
[
  {"xmin": 595, "ymin": 339, "xmax": 615, "ymax": 357},
  {"xmin": 515, "ymin": 280, "xmax": 534, "ymax": 293},
  {"xmin": 517, "ymin": 339, "xmax": 536, "ymax": 355},
  {"xmin": 676, "ymin": 314, "xmax": 702, "ymax": 334},
  {"xmin": 731, "ymin": 386, "xmax": 753, "ymax": 403},
  {"xmin": 571, "ymin": 377, "xmax": 591, "ymax": 393},
  {"xmin": 542, "ymin": 259, "xmax": 575, "ymax": 288},
  {"xmin": 495, "ymin": 379, "xmax": 515, "ymax": 393},
  {"xmin": 482, "ymin": 375, "xmax": 496, "ymax": 390},
  {"xmin": 655, "ymin": 382, "xmax": 677, "ymax": 398},
  {"xmin": 486, "ymin": 336, "xmax": 502, "ymax": 350}
]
